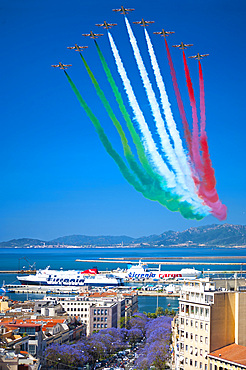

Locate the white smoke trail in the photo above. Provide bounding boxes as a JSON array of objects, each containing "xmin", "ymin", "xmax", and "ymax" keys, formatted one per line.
[
  {"xmin": 144, "ymin": 28, "xmax": 205, "ymax": 207},
  {"xmin": 108, "ymin": 31, "xmax": 176, "ymax": 189}
]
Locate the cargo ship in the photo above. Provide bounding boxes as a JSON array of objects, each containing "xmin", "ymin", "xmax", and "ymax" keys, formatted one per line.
[{"xmin": 112, "ymin": 260, "xmax": 202, "ymax": 280}]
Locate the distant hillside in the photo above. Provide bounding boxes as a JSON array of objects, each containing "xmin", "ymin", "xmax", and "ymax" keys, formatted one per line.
[
  {"xmin": 49, "ymin": 235, "xmax": 134, "ymax": 246},
  {"xmin": 0, "ymin": 238, "xmax": 45, "ymax": 248},
  {"xmin": 0, "ymin": 224, "xmax": 245, "ymax": 248},
  {"xmin": 134, "ymin": 224, "xmax": 246, "ymax": 247}
]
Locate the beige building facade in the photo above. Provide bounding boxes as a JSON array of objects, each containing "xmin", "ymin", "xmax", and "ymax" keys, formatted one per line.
[{"xmin": 172, "ymin": 279, "xmax": 246, "ymax": 370}]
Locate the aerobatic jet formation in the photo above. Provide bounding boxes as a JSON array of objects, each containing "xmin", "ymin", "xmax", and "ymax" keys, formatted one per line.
[
  {"xmin": 112, "ymin": 6, "xmax": 135, "ymax": 15},
  {"xmin": 82, "ymin": 31, "xmax": 104, "ymax": 39},
  {"xmin": 67, "ymin": 44, "xmax": 88, "ymax": 52},
  {"xmin": 51, "ymin": 62, "xmax": 72, "ymax": 70},
  {"xmin": 172, "ymin": 42, "xmax": 193, "ymax": 50},
  {"xmin": 153, "ymin": 29, "xmax": 175, "ymax": 38},
  {"xmin": 133, "ymin": 18, "xmax": 155, "ymax": 27},
  {"xmin": 188, "ymin": 53, "xmax": 209, "ymax": 60},
  {"xmin": 95, "ymin": 21, "xmax": 117, "ymax": 29}
]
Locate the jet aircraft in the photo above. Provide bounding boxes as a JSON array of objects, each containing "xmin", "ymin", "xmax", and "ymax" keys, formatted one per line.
[
  {"xmin": 172, "ymin": 42, "xmax": 193, "ymax": 50},
  {"xmin": 67, "ymin": 44, "xmax": 88, "ymax": 52},
  {"xmin": 82, "ymin": 31, "xmax": 104, "ymax": 39},
  {"xmin": 188, "ymin": 53, "xmax": 209, "ymax": 61},
  {"xmin": 133, "ymin": 18, "xmax": 155, "ymax": 27},
  {"xmin": 95, "ymin": 21, "xmax": 117, "ymax": 29},
  {"xmin": 112, "ymin": 6, "xmax": 135, "ymax": 15},
  {"xmin": 153, "ymin": 29, "xmax": 175, "ymax": 38},
  {"xmin": 51, "ymin": 62, "xmax": 72, "ymax": 70}
]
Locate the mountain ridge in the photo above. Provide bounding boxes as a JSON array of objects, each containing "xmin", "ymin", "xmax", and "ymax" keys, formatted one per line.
[{"xmin": 0, "ymin": 224, "xmax": 245, "ymax": 248}]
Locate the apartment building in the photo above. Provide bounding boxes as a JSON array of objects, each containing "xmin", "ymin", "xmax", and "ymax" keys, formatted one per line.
[{"xmin": 172, "ymin": 278, "xmax": 246, "ymax": 370}]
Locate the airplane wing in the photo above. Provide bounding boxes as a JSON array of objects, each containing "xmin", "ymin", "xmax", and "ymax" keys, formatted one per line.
[
  {"xmin": 51, "ymin": 65, "xmax": 60, "ymax": 68},
  {"xmin": 146, "ymin": 21, "xmax": 155, "ymax": 24},
  {"xmin": 64, "ymin": 64, "xmax": 72, "ymax": 67},
  {"xmin": 95, "ymin": 24, "xmax": 104, "ymax": 27},
  {"xmin": 109, "ymin": 23, "xmax": 117, "ymax": 26},
  {"xmin": 172, "ymin": 44, "xmax": 181, "ymax": 48},
  {"xmin": 112, "ymin": 9, "xmax": 121, "ymax": 12},
  {"xmin": 185, "ymin": 44, "xmax": 193, "ymax": 47},
  {"xmin": 67, "ymin": 47, "xmax": 75, "ymax": 50},
  {"xmin": 82, "ymin": 34, "xmax": 91, "ymax": 37},
  {"xmin": 201, "ymin": 54, "xmax": 209, "ymax": 57},
  {"xmin": 188, "ymin": 55, "xmax": 196, "ymax": 59},
  {"xmin": 153, "ymin": 32, "xmax": 162, "ymax": 35},
  {"xmin": 95, "ymin": 33, "xmax": 104, "ymax": 37},
  {"xmin": 132, "ymin": 21, "xmax": 142, "ymax": 24}
]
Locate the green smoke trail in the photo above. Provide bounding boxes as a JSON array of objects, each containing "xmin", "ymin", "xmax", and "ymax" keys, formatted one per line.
[
  {"xmin": 64, "ymin": 71, "xmax": 204, "ymax": 220},
  {"xmin": 94, "ymin": 39, "xmax": 157, "ymax": 180},
  {"xmin": 64, "ymin": 70, "xmax": 143, "ymax": 194},
  {"xmin": 79, "ymin": 52, "xmax": 152, "ymax": 188}
]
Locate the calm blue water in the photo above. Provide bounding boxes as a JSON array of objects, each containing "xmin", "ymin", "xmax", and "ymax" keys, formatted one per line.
[{"xmin": 1, "ymin": 247, "xmax": 245, "ymax": 312}]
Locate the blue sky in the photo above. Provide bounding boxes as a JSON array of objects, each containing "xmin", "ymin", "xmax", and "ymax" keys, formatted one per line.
[{"xmin": 0, "ymin": 0, "xmax": 245, "ymax": 241}]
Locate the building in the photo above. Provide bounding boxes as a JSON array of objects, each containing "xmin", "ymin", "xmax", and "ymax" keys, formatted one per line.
[
  {"xmin": 172, "ymin": 278, "xmax": 246, "ymax": 370},
  {"xmin": 207, "ymin": 343, "xmax": 246, "ymax": 369}
]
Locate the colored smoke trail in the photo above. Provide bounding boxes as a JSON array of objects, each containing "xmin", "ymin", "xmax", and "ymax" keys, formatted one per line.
[
  {"xmin": 64, "ymin": 70, "xmax": 144, "ymax": 194},
  {"xmin": 79, "ymin": 52, "xmax": 152, "ymax": 189},
  {"xmin": 64, "ymin": 70, "xmax": 202, "ymax": 219},
  {"xmin": 164, "ymin": 39, "xmax": 192, "ymax": 156},
  {"xmin": 108, "ymin": 26, "xmax": 208, "ymax": 219},
  {"xmin": 125, "ymin": 18, "xmax": 208, "ymax": 213},
  {"xmin": 183, "ymin": 50, "xmax": 203, "ymax": 175},
  {"xmin": 108, "ymin": 30, "xmax": 176, "ymax": 190},
  {"xmin": 198, "ymin": 61, "xmax": 227, "ymax": 220},
  {"xmin": 144, "ymin": 29, "xmax": 206, "ymax": 212},
  {"xmin": 94, "ymin": 39, "xmax": 156, "ymax": 183}
]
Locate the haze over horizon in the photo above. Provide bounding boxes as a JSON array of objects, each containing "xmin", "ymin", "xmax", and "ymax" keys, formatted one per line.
[{"xmin": 1, "ymin": 0, "xmax": 245, "ymax": 241}]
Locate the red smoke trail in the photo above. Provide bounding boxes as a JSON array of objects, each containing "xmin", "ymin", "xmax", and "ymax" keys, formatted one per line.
[
  {"xmin": 182, "ymin": 50, "xmax": 203, "ymax": 175},
  {"xmin": 183, "ymin": 51, "xmax": 227, "ymax": 220},
  {"xmin": 198, "ymin": 61, "xmax": 227, "ymax": 219},
  {"xmin": 165, "ymin": 39, "xmax": 192, "ymax": 155}
]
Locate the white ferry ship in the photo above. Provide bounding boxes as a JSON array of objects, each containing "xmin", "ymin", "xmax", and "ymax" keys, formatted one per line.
[
  {"xmin": 112, "ymin": 260, "xmax": 201, "ymax": 280},
  {"xmin": 17, "ymin": 267, "xmax": 123, "ymax": 287}
]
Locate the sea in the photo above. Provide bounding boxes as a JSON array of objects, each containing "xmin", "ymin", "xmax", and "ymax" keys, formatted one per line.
[{"xmin": 0, "ymin": 246, "xmax": 246, "ymax": 313}]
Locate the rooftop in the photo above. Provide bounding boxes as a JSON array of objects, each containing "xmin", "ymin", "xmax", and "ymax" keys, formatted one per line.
[{"xmin": 209, "ymin": 343, "xmax": 246, "ymax": 367}]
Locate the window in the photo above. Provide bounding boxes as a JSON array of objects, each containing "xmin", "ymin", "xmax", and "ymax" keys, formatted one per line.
[
  {"xmin": 195, "ymin": 306, "xmax": 199, "ymax": 315},
  {"xmin": 190, "ymin": 346, "xmax": 193, "ymax": 355},
  {"xmin": 191, "ymin": 305, "xmax": 194, "ymax": 314},
  {"xmin": 195, "ymin": 334, "xmax": 198, "ymax": 342},
  {"xmin": 97, "ymin": 317, "xmax": 100, "ymax": 321},
  {"xmin": 94, "ymin": 309, "xmax": 97, "ymax": 315},
  {"xmin": 185, "ymin": 358, "xmax": 188, "ymax": 364},
  {"xmin": 205, "ymin": 308, "xmax": 209, "ymax": 318},
  {"xmin": 181, "ymin": 343, "xmax": 184, "ymax": 350},
  {"xmin": 190, "ymin": 333, "xmax": 193, "ymax": 340},
  {"xmin": 181, "ymin": 318, "xmax": 184, "ymax": 325},
  {"xmin": 181, "ymin": 304, "xmax": 184, "ymax": 313},
  {"xmin": 186, "ymin": 319, "xmax": 189, "ymax": 325},
  {"xmin": 97, "ymin": 309, "xmax": 100, "ymax": 314},
  {"xmin": 195, "ymin": 348, "xmax": 198, "ymax": 356},
  {"xmin": 101, "ymin": 324, "xmax": 104, "ymax": 328},
  {"xmin": 185, "ymin": 345, "xmax": 188, "ymax": 351},
  {"xmin": 186, "ymin": 332, "xmax": 189, "ymax": 339},
  {"xmin": 190, "ymin": 359, "xmax": 193, "ymax": 366},
  {"xmin": 200, "ymin": 362, "xmax": 203, "ymax": 369},
  {"xmin": 205, "ymin": 324, "xmax": 208, "ymax": 332},
  {"xmin": 195, "ymin": 360, "xmax": 198, "ymax": 368},
  {"xmin": 97, "ymin": 324, "xmax": 100, "ymax": 328},
  {"xmin": 200, "ymin": 308, "xmax": 204, "ymax": 316},
  {"xmin": 200, "ymin": 336, "xmax": 203, "ymax": 343},
  {"xmin": 186, "ymin": 305, "xmax": 189, "ymax": 314},
  {"xmin": 93, "ymin": 324, "xmax": 96, "ymax": 328},
  {"xmin": 195, "ymin": 321, "xmax": 198, "ymax": 328},
  {"xmin": 94, "ymin": 317, "xmax": 96, "ymax": 322},
  {"xmin": 78, "ymin": 308, "xmax": 80, "ymax": 311},
  {"xmin": 29, "ymin": 345, "xmax": 36, "ymax": 355},
  {"xmin": 205, "ymin": 337, "xmax": 208, "ymax": 345},
  {"xmin": 105, "ymin": 317, "xmax": 107, "ymax": 322},
  {"xmin": 105, "ymin": 309, "xmax": 108, "ymax": 315},
  {"xmin": 105, "ymin": 324, "xmax": 107, "ymax": 328},
  {"xmin": 191, "ymin": 320, "xmax": 193, "ymax": 327},
  {"xmin": 200, "ymin": 349, "xmax": 203, "ymax": 356},
  {"xmin": 67, "ymin": 308, "xmax": 70, "ymax": 311},
  {"xmin": 101, "ymin": 309, "xmax": 104, "ymax": 315},
  {"xmin": 200, "ymin": 322, "xmax": 203, "ymax": 330}
]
